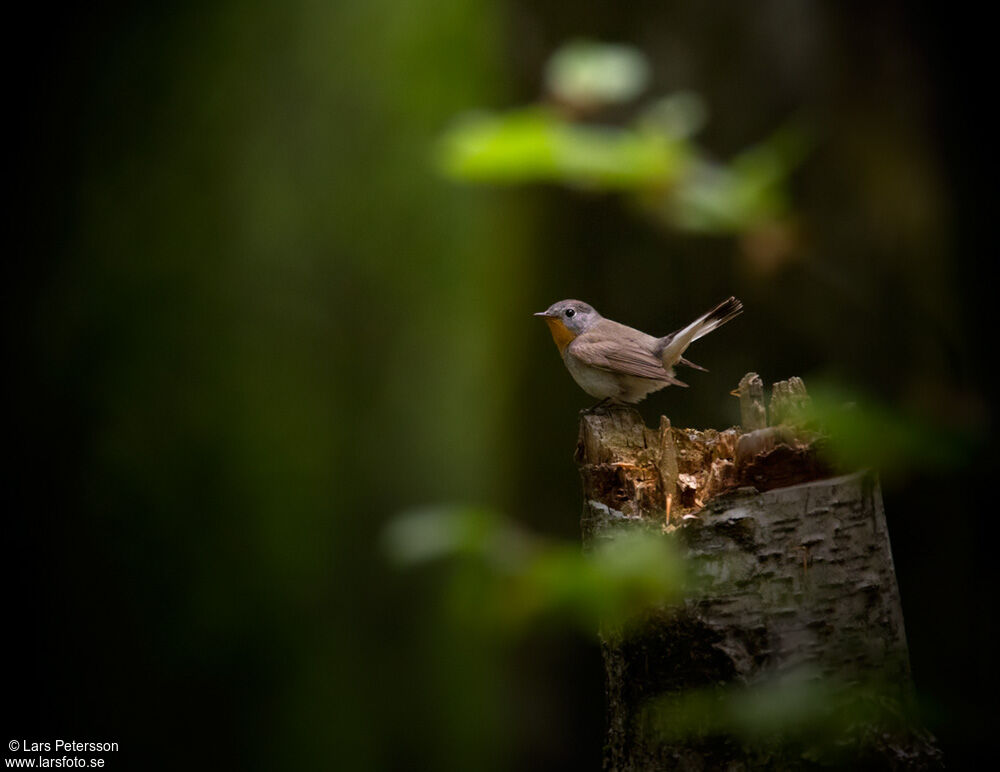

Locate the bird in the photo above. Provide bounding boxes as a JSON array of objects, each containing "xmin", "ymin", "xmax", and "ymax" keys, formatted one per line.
[{"xmin": 534, "ymin": 296, "xmax": 743, "ymax": 406}]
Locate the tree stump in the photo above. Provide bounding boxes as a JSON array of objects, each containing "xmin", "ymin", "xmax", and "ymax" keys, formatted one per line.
[{"xmin": 576, "ymin": 378, "xmax": 942, "ymax": 770}]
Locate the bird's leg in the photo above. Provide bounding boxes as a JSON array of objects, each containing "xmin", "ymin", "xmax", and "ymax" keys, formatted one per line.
[
  {"xmin": 580, "ymin": 397, "xmax": 613, "ymax": 415},
  {"xmin": 580, "ymin": 397, "xmax": 634, "ymax": 415}
]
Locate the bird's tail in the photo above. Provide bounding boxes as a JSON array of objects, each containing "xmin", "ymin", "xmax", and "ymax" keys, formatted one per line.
[{"xmin": 656, "ymin": 297, "xmax": 743, "ymax": 370}]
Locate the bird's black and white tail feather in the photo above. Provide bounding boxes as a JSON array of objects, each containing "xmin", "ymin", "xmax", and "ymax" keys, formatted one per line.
[{"xmin": 655, "ymin": 296, "xmax": 743, "ymax": 373}]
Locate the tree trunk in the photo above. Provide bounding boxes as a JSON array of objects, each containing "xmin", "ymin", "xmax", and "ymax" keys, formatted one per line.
[{"xmin": 576, "ymin": 382, "xmax": 942, "ymax": 770}]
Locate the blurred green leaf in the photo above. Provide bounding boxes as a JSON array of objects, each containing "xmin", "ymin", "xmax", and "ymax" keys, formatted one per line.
[
  {"xmin": 524, "ymin": 530, "xmax": 685, "ymax": 627},
  {"xmin": 382, "ymin": 507, "xmax": 515, "ymax": 565},
  {"xmin": 666, "ymin": 123, "xmax": 810, "ymax": 232},
  {"xmin": 383, "ymin": 508, "xmax": 683, "ymax": 631},
  {"xmin": 438, "ymin": 72, "xmax": 809, "ymax": 238},
  {"xmin": 437, "ymin": 40, "xmax": 811, "ymax": 241},
  {"xmin": 544, "ymin": 40, "xmax": 650, "ymax": 107},
  {"xmin": 802, "ymin": 382, "xmax": 976, "ymax": 477},
  {"xmin": 638, "ymin": 91, "xmax": 708, "ymax": 139},
  {"xmin": 647, "ymin": 670, "xmax": 918, "ymax": 746},
  {"xmin": 438, "ymin": 108, "xmax": 684, "ymax": 188}
]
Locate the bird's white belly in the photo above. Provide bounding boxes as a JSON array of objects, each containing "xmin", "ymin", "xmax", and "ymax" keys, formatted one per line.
[
  {"xmin": 564, "ymin": 352, "xmax": 667, "ymax": 403},
  {"xmin": 564, "ymin": 354, "xmax": 621, "ymax": 398}
]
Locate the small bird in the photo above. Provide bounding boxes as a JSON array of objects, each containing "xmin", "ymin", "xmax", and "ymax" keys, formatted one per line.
[{"xmin": 534, "ymin": 296, "xmax": 743, "ymax": 405}]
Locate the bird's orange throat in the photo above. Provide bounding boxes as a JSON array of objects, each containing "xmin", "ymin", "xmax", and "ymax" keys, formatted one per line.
[{"xmin": 543, "ymin": 317, "xmax": 577, "ymax": 354}]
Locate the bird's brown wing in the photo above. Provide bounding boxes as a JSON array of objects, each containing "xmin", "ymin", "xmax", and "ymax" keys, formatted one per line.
[{"xmin": 569, "ymin": 334, "xmax": 689, "ymax": 386}]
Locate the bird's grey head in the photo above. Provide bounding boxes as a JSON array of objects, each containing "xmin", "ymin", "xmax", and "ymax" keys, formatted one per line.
[{"xmin": 534, "ymin": 299, "xmax": 600, "ymax": 336}]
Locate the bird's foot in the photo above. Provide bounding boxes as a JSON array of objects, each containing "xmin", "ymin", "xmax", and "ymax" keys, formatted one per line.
[
  {"xmin": 580, "ymin": 398, "xmax": 631, "ymax": 416},
  {"xmin": 579, "ymin": 398, "xmax": 611, "ymax": 415}
]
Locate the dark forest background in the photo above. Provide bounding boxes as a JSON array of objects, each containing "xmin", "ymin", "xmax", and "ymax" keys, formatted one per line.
[{"xmin": 6, "ymin": 1, "xmax": 995, "ymax": 769}]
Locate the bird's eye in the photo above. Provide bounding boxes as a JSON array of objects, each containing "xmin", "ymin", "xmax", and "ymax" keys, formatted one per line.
[{"xmin": 565, "ymin": 308, "xmax": 576, "ymax": 318}]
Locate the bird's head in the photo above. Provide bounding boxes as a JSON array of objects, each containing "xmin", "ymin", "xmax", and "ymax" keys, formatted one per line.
[{"xmin": 534, "ymin": 300, "xmax": 600, "ymax": 352}]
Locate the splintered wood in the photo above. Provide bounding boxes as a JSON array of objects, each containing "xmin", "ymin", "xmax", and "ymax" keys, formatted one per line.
[{"xmin": 577, "ymin": 375, "xmax": 830, "ymax": 530}]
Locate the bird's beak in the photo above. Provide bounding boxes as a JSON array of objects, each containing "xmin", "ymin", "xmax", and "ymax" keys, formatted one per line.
[
  {"xmin": 534, "ymin": 311, "xmax": 556, "ymax": 318},
  {"xmin": 729, "ymin": 388, "xmax": 741, "ymax": 397}
]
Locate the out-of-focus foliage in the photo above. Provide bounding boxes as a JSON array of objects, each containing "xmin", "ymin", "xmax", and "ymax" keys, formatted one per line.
[
  {"xmin": 800, "ymin": 381, "xmax": 977, "ymax": 479},
  {"xmin": 438, "ymin": 108, "xmax": 685, "ymax": 187},
  {"xmin": 638, "ymin": 92, "xmax": 708, "ymax": 140},
  {"xmin": 438, "ymin": 40, "xmax": 808, "ymax": 237},
  {"xmin": 664, "ymin": 124, "xmax": 810, "ymax": 233},
  {"xmin": 645, "ymin": 669, "xmax": 925, "ymax": 763},
  {"xmin": 544, "ymin": 40, "xmax": 650, "ymax": 108},
  {"xmin": 384, "ymin": 508, "xmax": 684, "ymax": 631},
  {"xmin": 648, "ymin": 672, "xmax": 911, "ymax": 741}
]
